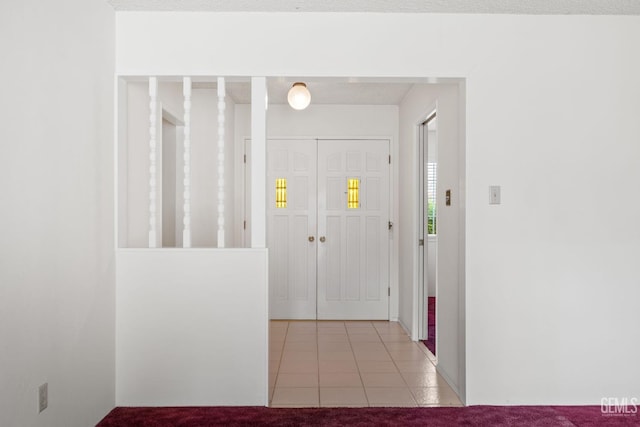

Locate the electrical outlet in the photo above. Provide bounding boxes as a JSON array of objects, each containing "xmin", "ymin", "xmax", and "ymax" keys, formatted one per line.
[{"xmin": 38, "ymin": 383, "xmax": 48, "ymax": 413}]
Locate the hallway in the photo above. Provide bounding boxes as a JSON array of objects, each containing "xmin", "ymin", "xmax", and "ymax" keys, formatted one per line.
[{"xmin": 269, "ymin": 320, "xmax": 462, "ymax": 407}]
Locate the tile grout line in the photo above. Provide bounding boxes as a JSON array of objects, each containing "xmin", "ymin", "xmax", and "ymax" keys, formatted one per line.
[
  {"xmin": 270, "ymin": 321, "xmax": 289, "ymax": 406},
  {"xmin": 376, "ymin": 323, "xmax": 419, "ymax": 407},
  {"xmin": 345, "ymin": 321, "xmax": 370, "ymax": 407}
]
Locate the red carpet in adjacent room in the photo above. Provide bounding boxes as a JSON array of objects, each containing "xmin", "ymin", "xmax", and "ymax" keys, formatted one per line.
[
  {"xmin": 422, "ymin": 296, "xmax": 436, "ymax": 355},
  {"xmin": 97, "ymin": 406, "xmax": 638, "ymax": 426}
]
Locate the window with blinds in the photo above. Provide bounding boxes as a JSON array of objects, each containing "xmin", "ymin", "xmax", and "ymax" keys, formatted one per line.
[{"xmin": 427, "ymin": 162, "xmax": 437, "ymax": 235}]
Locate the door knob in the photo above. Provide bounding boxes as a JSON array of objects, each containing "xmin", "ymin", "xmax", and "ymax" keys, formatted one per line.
[
  {"xmin": 308, "ymin": 236, "xmax": 315, "ymax": 242},
  {"xmin": 319, "ymin": 236, "xmax": 326, "ymax": 242}
]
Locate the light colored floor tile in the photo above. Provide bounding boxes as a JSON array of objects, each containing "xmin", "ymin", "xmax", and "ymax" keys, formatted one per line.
[
  {"xmin": 318, "ymin": 342, "xmax": 352, "ymax": 352},
  {"xmin": 317, "ymin": 321, "xmax": 346, "ymax": 327},
  {"xmin": 365, "ymin": 387, "xmax": 417, "ymax": 406},
  {"xmin": 317, "ymin": 334, "xmax": 350, "ymax": 343},
  {"xmin": 395, "ymin": 360, "xmax": 437, "ymax": 373},
  {"xmin": 411, "ymin": 386, "xmax": 462, "ymax": 406},
  {"xmin": 387, "ymin": 349, "xmax": 430, "ymax": 362},
  {"xmin": 351, "ymin": 342, "xmax": 387, "ymax": 352},
  {"xmin": 288, "ymin": 321, "xmax": 317, "ymax": 327},
  {"xmin": 269, "ymin": 321, "xmax": 451, "ymax": 408},
  {"xmin": 400, "ymin": 372, "xmax": 448, "ymax": 388},
  {"xmin": 369, "ymin": 402, "xmax": 418, "ymax": 407},
  {"xmin": 283, "ymin": 341, "xmax": 317, "ymax": 352},
  {"xmin": 318, "ymin": 350, "xmax": 355, "ymax": 361},
  {"xmin": 348, "ymin": 333, "xmax": 382, "ymax": 343},
  {"xmin": 279, "ymin": 360, "xmax": 318, "ymax": 374},
  {"xmin": 319, "ymin": 359, "xmax": 359, "ymax": 373},
  {"xmin": 317, "ymin": 329, "xmax": 348, "ymax": 335},
  {"xmin": 357, "ymin": 360, "xmax": 399, "ymax": 373},
  {"xmin": 420, "ymin": 403, "xmax": 464, "ymax": 407},
  {"xmin": 354, "ymin": 351, "xmax": 392, "ymax": 362},
  {"xmin": 270, "ymin": 340, "xmax": 286, "ymax": 348},
  {"xmin": 379, "ymin": 334, "xmax": 412, "ymax": 343},
  {"xmin": 276, "ymin": 373, "xmax": 319, "ymax": 387},
  {"xmin": 270, "ymin": 404, "xmax": 320, "ymax": 408},
  {"xmin": 319, "ymin": 372, "xmax": 363, "ymax": 387},
  {"xmin": 317, "ymin": 322, "xmax": 347, "ymax": 333},
  {"xmin": 270, "ymin": 340, "xmax": 285, "ymax": 349},
  {"xmin": 383, "ymin": 342, "xmax": 420, "ymax": 352},
  {"xmin": 270, "ymin": 351, "xmax": 282, "ymax": 361},
  {"xmin": 281, "ymin": 351, "xmax": 318, "ymax": 362},
  {"xmin": 372, "ymin": 321, "xmax": 405, "ymax": 331},
  {"xmin": 271, "ymin": 387, "xmax": 319, "ymax": 406},
  {"xmin": 286, "ymin": 333, "xmax": 318, "ymax": 342},
  {"xmin": 344, "ymin": 321, "xmax": 374, "ymax": 328},
  {"xmin": 320, "ymin": 387, "xmax": 368, "ymax": 406},
  {"xmin": 360, "ymin": 372, "xmax": 407, "ymax": 387}
]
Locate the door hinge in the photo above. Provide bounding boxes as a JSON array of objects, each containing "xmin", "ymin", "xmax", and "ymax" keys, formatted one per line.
[
  {"xmin": 244, "ymin": 154, "xmax": 247, "ymax": 163},
  {"xmin": 388, "ymin": 221, "xmax": 393, "ymax": 230},
  {"xmin": 388, "ymin": 155, "xmax": 391, "ymax": 164},
  {"xmin": 388, "ymin": 287, "xmax": 391, "ymax": 296},
  {"xmin": 243, "ymin": 220, "xmax": 246, "ymax": 230},
  {"xmin": 419, "ymin": 239, "xmax": 424, "ymax": 246}
]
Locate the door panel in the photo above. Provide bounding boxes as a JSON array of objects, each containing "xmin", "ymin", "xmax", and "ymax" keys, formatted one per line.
[
  {"xmin": 317, "ymin": 140, "xmax": 390, "ymax": 320},
  {"xmin": 267, "ymin": 139, "xmax": 317, "ymax": 319}
]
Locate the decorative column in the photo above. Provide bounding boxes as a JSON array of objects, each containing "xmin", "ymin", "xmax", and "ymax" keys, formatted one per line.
[
  {"xmin": 148, "ymin": 77, "xmax": 158, "ymax": 248},
  {"xmin": 182, "ymin": 77, "xmax": 192, "ymax": 248},
  {"xmin": 217, "ymin": 77, "xmax": 226, "ymax": 247}
]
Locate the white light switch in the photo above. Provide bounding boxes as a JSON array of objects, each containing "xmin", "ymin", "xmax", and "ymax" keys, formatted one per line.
[{"xmin": 489, "ymin": 186, "xmax": 501, "ymax": 204}]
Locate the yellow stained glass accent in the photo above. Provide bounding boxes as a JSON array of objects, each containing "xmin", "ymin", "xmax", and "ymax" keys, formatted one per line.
[
  {"xmin": 276, "ymin": 178, "xmax": 287, "ymax": 208},
  {"xmin": 348, "ymin": 178, "xmax": 360, "ymax": 209}
]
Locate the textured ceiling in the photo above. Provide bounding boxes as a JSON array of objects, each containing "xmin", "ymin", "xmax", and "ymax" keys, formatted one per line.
[{"xmin": 108, "ymin": 0, "xmax": 640, "ymax": 14}]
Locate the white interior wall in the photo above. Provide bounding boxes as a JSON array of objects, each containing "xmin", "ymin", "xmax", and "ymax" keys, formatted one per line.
[
  {"xmin": 236, "ymin": 103, "xmax": 400, "ymax": 319},
  {"xmin": 124, "ymin": 83, "xmax": 235, "ymax": 247},
  {"xmin": 115, "ymin": 12, "xmax": 640, "ymax": 405},
  {"xmin": 162, "ymin": 119, "xmax": 178, "ymax": 246},
  {"xmin": 0, "ymin": 1, "xmax": 115, "ymax": 426},
  {"xmin": 399, "ymin": 83, "xmax": 462, "ymax": 396},
  {"xmin": 116, "ymin": 249, "xmax": 268, "ymax": 406}
]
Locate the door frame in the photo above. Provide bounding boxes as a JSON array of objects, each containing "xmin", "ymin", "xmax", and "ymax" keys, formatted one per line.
[
  {"xmin": 237, "ymin": 136, "xmax": 396, "ymax": 320},
  {"xmin": 417, "ymin": 109, "xmax": 437, "ymax": 342}
]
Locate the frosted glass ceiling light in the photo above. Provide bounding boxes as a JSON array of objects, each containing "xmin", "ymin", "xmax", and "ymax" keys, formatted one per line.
[{"xmin": 287, "ymin": 82, "xmax": 311, "ymax": 110}]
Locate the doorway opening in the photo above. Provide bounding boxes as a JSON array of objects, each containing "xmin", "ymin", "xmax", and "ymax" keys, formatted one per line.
[
  {"xmin": 418, "ymin": 111, "xmax": 438, "ymax": 357},
  {"xmin": 266, "ymin": 138, "xmax": 391, "ymax": 320}
]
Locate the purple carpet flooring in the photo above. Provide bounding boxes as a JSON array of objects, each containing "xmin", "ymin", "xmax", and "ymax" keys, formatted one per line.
[
  {"xmin": 422, "ymin": 296, "xmax": 436, "ymax": 355},
  {"xmin": 97, "ymin": 405, "xmax": 640, "ymax": 426}
]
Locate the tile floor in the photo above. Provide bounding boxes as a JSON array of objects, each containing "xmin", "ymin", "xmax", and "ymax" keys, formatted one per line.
[{"xmin": 269, "ymin": 320, "xmax": 463, "ymax": 408}]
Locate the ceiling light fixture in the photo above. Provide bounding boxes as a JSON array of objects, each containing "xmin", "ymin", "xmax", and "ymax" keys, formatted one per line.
[{"xmin": 287, "ymin": 82, "xmax": 311, "ymax": 110}]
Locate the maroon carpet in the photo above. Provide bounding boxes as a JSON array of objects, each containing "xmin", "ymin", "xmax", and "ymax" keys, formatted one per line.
[
  {"xmin": 422, "ymin": 296, "xmax": 436, "ymax": 355},
  {"xmin": 96, "ymin": 406, "xmax": 640, "ymax": 426}
]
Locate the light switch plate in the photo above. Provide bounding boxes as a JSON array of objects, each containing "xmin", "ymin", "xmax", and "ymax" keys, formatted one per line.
[
  {"xmin": 489, "ymin": 186, "xmax": 501, "ymax": 204},
  {"xmin": 38, "ymin": 383, "xmax": 48, "ymax": 413}
]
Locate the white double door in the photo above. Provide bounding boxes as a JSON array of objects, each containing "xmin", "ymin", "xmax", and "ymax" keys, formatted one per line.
[{"xmin": 267, "ymin": 139, "xmax": 390, "ymax": 320}]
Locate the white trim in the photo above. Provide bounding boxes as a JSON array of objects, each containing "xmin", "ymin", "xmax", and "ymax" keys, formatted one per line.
[{"xmin": 413, "ymin": 102, "xmax": 438, "ymax": 341}]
